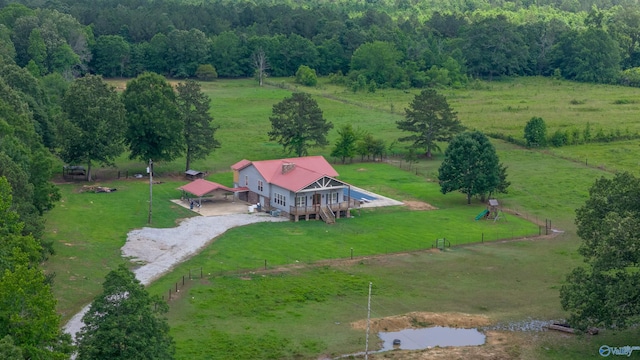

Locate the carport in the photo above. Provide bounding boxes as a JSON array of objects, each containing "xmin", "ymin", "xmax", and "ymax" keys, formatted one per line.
[{"xmin": 179, "ymin": 179, "xmax": 247, "ymax": 208}]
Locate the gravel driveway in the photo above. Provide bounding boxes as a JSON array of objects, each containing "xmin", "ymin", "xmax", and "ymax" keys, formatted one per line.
[{"xmin": 64, "ymin": 212, "xmax": 287, "ymax": 340}]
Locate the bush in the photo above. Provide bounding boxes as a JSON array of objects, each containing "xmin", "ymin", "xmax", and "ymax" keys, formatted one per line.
[
  {"xmin": 295, "ymin": 65, "xmax": 318, "ymax": 86},
  {"xmin": 524, "ymin": 117, "xmax": 547, "ymax": 147},
  {"xmin": 619, "ymin": 67, "xmax": 640, "ymax": 87},
  {"xmin": 327, "ymin": 71, "xmax": 348, "ymax": 85},
  {"xmin": 195, "ymin": 64, "xmax": 217, "ymax": 81},
  {"xmin": 549, "ymin": 130, "xmax": 568, "ymax": 147}
]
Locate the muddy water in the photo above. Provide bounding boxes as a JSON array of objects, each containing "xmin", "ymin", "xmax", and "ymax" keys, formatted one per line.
[{"xmin": 378, "ymin": 326, "xmax": 486, "ymax": 350}]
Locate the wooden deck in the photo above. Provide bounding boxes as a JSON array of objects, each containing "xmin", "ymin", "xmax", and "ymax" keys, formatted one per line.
[{"xmin": 288, "ymin": 199, "xmax": 360, "ymax": 222}]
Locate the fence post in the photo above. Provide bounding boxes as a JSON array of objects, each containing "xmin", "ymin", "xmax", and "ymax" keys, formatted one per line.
[
  {"xmin": 264, "ymin": 259, "xmax": 267, "ymax": 270},
  {"xmin": 182, "ymin": 275, "xmax": 185, "ymax": 286},
  {"xmin": 200, "ymin": 267, "xmax": 203, "ymax": 279},
  {"xmin": 175, "ymin": 282, "xmax": 178, "ymax": 293}
]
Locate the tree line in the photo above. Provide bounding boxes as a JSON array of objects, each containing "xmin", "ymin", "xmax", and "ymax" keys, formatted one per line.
[
  {"xmin": 0, "ymin": 59, "xmax": 215, "ymax": 357},
  {"xmin": 3, "ymin": 1, "xmax": 640, "ymax": 87}
]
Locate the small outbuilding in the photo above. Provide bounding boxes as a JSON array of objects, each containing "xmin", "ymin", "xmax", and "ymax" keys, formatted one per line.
[
  {"xmin": 185, "ymin": 169, "xmax": 205, "ymax": 180},
  {"xmin": 63, "ymin": 165, "xmax": 86, "ymax": 180}
]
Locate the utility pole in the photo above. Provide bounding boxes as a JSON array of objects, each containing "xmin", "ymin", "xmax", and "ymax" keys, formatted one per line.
[
  {"xmin": 365, "ymin": 281, "xmax": 372, "ymax": 360},
  {"xmin": 148, "ymin": 159, "xmax": 153, "ymax": 224}
]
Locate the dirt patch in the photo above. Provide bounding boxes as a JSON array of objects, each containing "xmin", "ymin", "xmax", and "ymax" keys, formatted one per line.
[
  {"xmin": 403, "ymin": 200, "xmax": 437, "ymax": 211},
  {"xmin": 351, "ymin": 312, "xmax": 490, "ymax": 332}
]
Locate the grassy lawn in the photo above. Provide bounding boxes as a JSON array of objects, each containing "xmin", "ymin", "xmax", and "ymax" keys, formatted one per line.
[
  {"xmin": 161, "ymin": 237, "xmax": 581, "ymax": 359},
  {"xmin": 43, "ymin": 179, "xmax": 195, "ymax": 319},
  {"xmin": 45, "ymin": 77, "xmax": 640, "ymax": 359}
]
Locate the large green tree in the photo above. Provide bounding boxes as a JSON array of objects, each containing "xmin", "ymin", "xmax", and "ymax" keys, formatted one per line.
[
  {"xmin": 77, "ymin": 265, "xmax": 175, "ymax": 360},
  {"xmin": 0, "ymin": 72, "xmax": 59, "ymax": 239},
  {"xmin": 523, "ymin": 116, "xmax": 547, "ymax": 147},
  {"xmin": 0, "ymin": 177, "xmax": 72, "ymax": 359},
  {"xmin": 438, "ymin": 131, "xmax": 503, "ymax": 204},
  {"xmin": 349, "ymin": 41, "xmax": 405, "ymax": 88},
  {"xmin": 166, "ymin": 28, "xmax": 210, "ymax": 78},
  {"xmin": 60, "ymin": 74, "xmax": 126, "ymax": 181},
  {"xmin": 268, "ymin": 92, "xmax": 333, "ymax": 157},
  {"xmin": 608, "ymin": 7, "xmax": 640, "ymax": 68},
  {"xmin": 330, "ymin": 124, "xmax": 358, "ymax": 163},
  {"xmin": 176, "ymin": 80, "xmax": 219, "ymax": 171},
  {"xmin": 0, "ymin": 177, "xmax": 42, "ymax": 271},
  {"xmin": 552, "ymin": 28, "xmax": 621, "ymax": 83},
  {"xmin": 462, "ymin": 15, "xmax": 529, "ymax": 79},
  {"xmin": 210, "ymin": 31, "xmax": 250, "ymax": 78},
  {"xmin": 0, "ymin": 264, "xmax": 72, "ymax": 359},
  {"xmin": 561, "ymin": 172, "xmax": 640, "ymax": 331},
  {"xmin": 396, "ymin": 89, "xmax": 464, "ymax": 159},
  {"xmin": 123, "ymin": 72, "xmax": 183, "ymax": 163},
  {"xmin": 92, "ymin": 35, "xmax": 130, "ymax": 77}
]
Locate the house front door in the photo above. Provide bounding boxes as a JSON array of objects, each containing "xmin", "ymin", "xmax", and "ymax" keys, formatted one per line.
[{"xmin": 312, "ymin": 193, "xmax": 321, "ymax": 206}]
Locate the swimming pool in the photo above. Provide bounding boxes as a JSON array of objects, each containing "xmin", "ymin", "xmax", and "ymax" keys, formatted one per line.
[{"xmin": 343, "ymin": 188, "xmax": 377, "ymax": 202}]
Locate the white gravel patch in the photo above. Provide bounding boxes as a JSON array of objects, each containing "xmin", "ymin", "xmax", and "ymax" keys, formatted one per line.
[
  {"xmin": 124, "ymin": 213, "xmax": 287, "ymax": 284},
  {"xmin": 64, "ymin": 212, "xmax": 287, "ymax": 341}
]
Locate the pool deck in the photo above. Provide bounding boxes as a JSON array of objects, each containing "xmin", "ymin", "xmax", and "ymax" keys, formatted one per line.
[{"xmin": 350, "ymin": 186, "xmax": 404, "ymax": 208}]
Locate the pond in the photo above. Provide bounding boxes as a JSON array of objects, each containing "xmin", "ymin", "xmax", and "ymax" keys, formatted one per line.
[{"xmin": 377, "ymin": 326, "xmax": 486, "ymax": 351}]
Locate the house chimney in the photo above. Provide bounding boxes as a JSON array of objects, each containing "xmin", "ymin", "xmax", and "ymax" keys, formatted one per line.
[{"xmin": 282, "ymin": 162, "xmax": 295, "ymax": 174}]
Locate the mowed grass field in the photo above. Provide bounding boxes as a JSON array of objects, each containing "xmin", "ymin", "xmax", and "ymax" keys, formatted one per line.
[{"xmin": 44, "ymin": 77, "xmax": 640, "ymax": 359}]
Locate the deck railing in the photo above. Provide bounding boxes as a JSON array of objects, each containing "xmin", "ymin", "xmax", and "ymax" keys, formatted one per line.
[{"xmin": 288, "ymin": 199, "xmax": 359, "ymax": 217}]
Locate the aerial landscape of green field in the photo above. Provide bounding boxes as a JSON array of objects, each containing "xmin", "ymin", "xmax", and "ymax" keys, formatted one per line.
[
  {"xmin": 5, "ymin": 0, "xmax": 640, "ymax": 358},
  {"xmin": 36, "ymin": 76, "xmax": 639, "ymax": 359}
]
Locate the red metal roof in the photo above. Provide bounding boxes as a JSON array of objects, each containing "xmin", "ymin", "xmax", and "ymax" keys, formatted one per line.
[
  {"xmin": 235, "ymin": 156, "xmax": 340, "ymax": 192},
  {"xmin": 230, "ymin": 159, "xmax": 251, "ymax": 171},
  {"xmin": 179, "ymin": 179, "xmax": 238, "ymax": 197}
]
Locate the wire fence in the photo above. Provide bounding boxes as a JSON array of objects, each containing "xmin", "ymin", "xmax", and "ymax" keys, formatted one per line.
[
  {"xmin": 159, "ymin": 216, "xmax": 557, "ymax": 303},
  {"xmin": 58, "ymin": 166, "xmax": 225, "ymax": 183}
]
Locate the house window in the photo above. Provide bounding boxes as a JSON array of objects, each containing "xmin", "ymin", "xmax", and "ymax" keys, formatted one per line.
[
  {"xmin": 296, "ymin": 196, "xmax": 306, "ymax": 207},
  {"xmin": 331, "ymin": 192, "xmax": 339, "ymax": 203},
  {"xmin": 258, "ymin": 180, "xmax": 263, "ymax": 192},
  {"xmin": 244, "ymin": 175, "xmax": 248, "ymax": 186},
  {"xmin": 274, "ymin": 193, "xmax": 286, "ymax": 206}
]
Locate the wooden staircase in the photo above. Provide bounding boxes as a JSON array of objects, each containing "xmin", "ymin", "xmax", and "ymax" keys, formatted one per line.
[{"xmin": 319, "ymin": 206, "xmax": 336, "ymax": 224}]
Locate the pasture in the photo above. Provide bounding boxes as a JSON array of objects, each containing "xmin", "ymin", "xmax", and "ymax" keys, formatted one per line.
[{"xmin": 44, "ymin": 77, "xmax": 640, "ymax": 359}]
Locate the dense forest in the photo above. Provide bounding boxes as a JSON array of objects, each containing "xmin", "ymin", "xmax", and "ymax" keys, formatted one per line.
[
  {"xmin": 1, "ymin": 0, "xmax": 640, "ymax": 357},
  {"xmin": 1, "ymin": 0, "xmax": 640, "ymax": 87}
]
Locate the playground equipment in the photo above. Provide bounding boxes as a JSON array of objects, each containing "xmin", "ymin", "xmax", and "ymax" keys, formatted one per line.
[
  {"xmin": 474, "ymin": 209, "xmax": 489, "ymax": 220},
  {"xmin": 475, "ymin": 199, "xmax": 506, "ymax": 222},
  {"xmin": 434, "ymin": 238, "xmax": 450, "ymax": 250}
]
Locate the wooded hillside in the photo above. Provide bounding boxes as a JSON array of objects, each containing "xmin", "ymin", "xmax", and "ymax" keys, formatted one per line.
[{"xmin": 2, "ymin": 0, "xmax": 640, "ymax": 86}]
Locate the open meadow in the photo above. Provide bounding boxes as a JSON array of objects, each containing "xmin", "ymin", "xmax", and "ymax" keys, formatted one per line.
[{"xmin": 44, "ymin": 77, "xmax": 640, "ymax": 359}]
